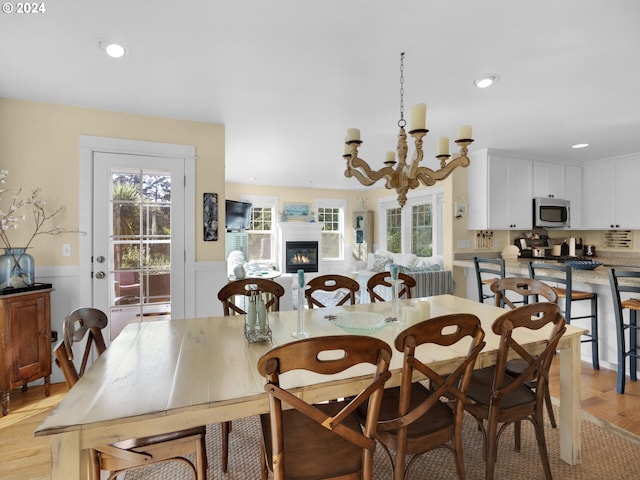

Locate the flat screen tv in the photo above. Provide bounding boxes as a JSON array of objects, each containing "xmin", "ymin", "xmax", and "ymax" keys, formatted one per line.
[{"xmin": 225, "ymin": 199, "xmax": 252, "ymax": 232}]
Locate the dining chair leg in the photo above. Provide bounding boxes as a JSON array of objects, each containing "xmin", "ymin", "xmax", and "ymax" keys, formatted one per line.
[
  {"xmin": 196, "ymin": 434, "xmax": 207, "ymax": 480},
  {"xmin": 514, "ymin": 421, "xmax": 522, "ymax": 452},
  {"xmin": 533, "ymin": 413, "xmax": 553, "ymax": 480},
  {"xmin": 485, "ymin": 414, "xmax": 499, "ymax": 480},
  {"xmin": 221, "ymin": 421, "xmax": 230, "ymax": 472},
  {"xmin": 591, "ymin": 296, "xmax": 600, "ymax": 370},
  {"xmin": 544, "ymin": 388, "xmax": 557, "ymax": 428},
  {"xmin": 260, "ymin": 444, "xmax": 268, "ymax": 480},
  {"xmin": 452, "ymin": 416, "xmax": 467, "ymax": 480},
  {"xmin": 630, "ymin": 310, "xmax": 638, "ymax": 382}
]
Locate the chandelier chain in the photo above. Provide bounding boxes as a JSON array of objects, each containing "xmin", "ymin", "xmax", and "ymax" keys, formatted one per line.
[{"xmin": 398, "ymin": 52, "xmax": 406, "ymax": 128}]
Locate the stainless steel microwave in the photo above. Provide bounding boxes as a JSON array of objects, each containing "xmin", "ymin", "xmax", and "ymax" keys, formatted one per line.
[{"xmin": 533, "ymin": 197, "xmax": 570, "ymax": 228}]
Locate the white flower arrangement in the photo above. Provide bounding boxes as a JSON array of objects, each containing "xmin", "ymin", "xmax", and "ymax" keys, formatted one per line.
[{"xmin": 0, "ymin": 169, "xmax": 71, "ymax": 252}]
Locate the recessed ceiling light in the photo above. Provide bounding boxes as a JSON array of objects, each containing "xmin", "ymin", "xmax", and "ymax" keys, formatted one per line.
[
  {"xmin": 474, "ymin": 74, "xmax": 500, "ymax": 88},
  {"xmin": 98, "ymin": 40, "xmax": 128, "ymax": 58},
  {"xmin": 572, "ymin": 143, "xmax": 589, "ymax": 149}
]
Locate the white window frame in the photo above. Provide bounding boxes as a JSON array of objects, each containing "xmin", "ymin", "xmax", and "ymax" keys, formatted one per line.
[
  {"xmin": 240, "ymin": 194, "xmax": 278, "ymax": 263},
  {"xmin": 315, "ymin": 198, "xmax": 346, "ymax": 262},
  {"xmin": 378, "ymin": 189, "xmax": 444, "ymax": 257}
]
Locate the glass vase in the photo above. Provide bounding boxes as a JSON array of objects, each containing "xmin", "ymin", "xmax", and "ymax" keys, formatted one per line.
[{"xmin": 0, "ymin": 248, "xmax": 35, "ymax": 289}]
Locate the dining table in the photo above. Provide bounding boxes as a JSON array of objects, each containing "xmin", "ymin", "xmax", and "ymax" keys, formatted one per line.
[{"xmin": 36, "ymin": 294, "xmax": 586, "ymax": 479}]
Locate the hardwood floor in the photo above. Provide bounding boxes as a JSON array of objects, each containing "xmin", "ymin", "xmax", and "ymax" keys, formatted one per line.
[
  {"xmin": 1, "ymin": 362, "xmax": 639, "ymax": 480},
  {"xmin": 0, "ymin": 383, "xmax": 68, "ymax": 480},
  {"xmin": 549, "ymin": 360, "xmax": 640, "ymax": 437}
]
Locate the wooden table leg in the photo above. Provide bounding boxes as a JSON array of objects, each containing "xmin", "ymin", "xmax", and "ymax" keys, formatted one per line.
[
  {"xmin": 50, "ymin": 431, "xmax": 88, "ymax": 480},
  {"xmin": 559, "ymin": 335, "xmax": 582, "ymax": 465}
]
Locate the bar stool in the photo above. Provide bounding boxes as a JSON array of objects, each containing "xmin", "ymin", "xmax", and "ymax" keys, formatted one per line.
[
  {"xmin": 607, "ymin": 268, "xmax": 640, "ymax": 394},
  {"xmin": 473, "ymin": 257, "xmax": 505, "ymax": 304},
  {"xmin": 529, "ymin": 262, "xmax": 599, "ymax": 369}
]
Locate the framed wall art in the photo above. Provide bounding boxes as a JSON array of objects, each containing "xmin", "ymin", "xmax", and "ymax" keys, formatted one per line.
[
  {"xmin": 203, "ymin": 192, "xmax": 218, "ymax": 241},
  {"xmin": 283, "ymin": 202, "xmax": 311, "ymax": 221}
]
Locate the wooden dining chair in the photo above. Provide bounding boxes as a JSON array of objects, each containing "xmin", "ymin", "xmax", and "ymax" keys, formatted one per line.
[
  {"xmin": 257, "ymin": 335, "xmax": 392, "ymax": 480},
  {"xmin": 490, "ymin": 277, "xmax": 559, "ymax": 430},
  {"xmin": 361, "ymin": 314, "xmax": 485, "ymax": 480},
  {"xmin": 304, "ymin": 274, "xmax": 360, "ymax": 308},
  {"xmin": 218, "ymin": 278, "xmax": 285, "ymax": 316},
  {"xmin": 464, "ymin": 302, "xmax": 566, "ymax": 480},
  {"xmin": 366, "ymin": 271, "xmax": 416, "ymax": 303},
  {"xmin": 217, "ymin": 278, "xmax": 285, "ymax": 472},
  {"xmin": 53, "ymin": 308, "xmax": 207, "ymax": 480}
]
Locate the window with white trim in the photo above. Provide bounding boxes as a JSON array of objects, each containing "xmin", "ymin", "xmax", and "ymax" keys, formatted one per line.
[
  {"xmin": 240, "ymin": 195, "xmax": 278, "ymax": 263},
  {"xmin": 316, "ymin": 199, "xmax": 346, "ymax": 260},
  {"xmin": 379, "ymin": 190, "xmax": 443, "ymax": 257}
]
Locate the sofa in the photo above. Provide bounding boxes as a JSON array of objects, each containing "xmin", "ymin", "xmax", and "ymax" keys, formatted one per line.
[{"xmin": 355, "ymin": 250, "xmax": 454, "ymax": 303}]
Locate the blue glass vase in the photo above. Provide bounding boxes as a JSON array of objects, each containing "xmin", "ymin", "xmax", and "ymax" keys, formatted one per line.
[{"xmin": 0, "ymin": 248, "xmax": 35, "ymax": 288}]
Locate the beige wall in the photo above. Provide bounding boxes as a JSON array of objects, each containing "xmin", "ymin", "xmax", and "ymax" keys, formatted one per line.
[
  {"xmin": 1, "ymin": 96, "xmax": 467, "ymax": 272},
  {"xmin": 0, "ymin": 97, "xmax": 225, "ymax": 265}
]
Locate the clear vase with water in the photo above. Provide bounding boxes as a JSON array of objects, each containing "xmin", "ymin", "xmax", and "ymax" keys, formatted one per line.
[{"xmin": 0, "ymin": 248, "xmax": 34, "ymax": 289}]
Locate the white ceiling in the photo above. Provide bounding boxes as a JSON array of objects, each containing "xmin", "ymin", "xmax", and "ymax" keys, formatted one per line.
[{"xmin": 2, "ymin": 1, "xmax": 639, "ymax": 190}]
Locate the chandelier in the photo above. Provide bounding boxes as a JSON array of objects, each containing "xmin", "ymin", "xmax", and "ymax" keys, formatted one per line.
[{"xmin": 343, "ymin": 52, "xmax": 474, "ymax": 207}]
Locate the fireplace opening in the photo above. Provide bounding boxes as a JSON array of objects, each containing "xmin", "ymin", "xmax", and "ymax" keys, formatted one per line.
[{"xmin": 285, "ymin": 241, "xmax": 319, "ymax": 273}]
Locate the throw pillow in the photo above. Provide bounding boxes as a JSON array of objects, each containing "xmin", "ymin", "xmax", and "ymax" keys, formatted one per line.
[{"xmin": 371, "ymin": 254, "xmax": 391, "ymax": 272}]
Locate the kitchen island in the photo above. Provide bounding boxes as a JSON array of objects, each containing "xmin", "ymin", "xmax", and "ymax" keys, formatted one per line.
[{"xmin": 454, "ymin": 254, "xmax": 640, "ymax": 376}]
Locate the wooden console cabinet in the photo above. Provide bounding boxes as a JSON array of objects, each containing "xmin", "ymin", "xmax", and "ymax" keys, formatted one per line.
[{"xmin": 0, "ymin": 288, "xmax": 52, "ymax": 415}]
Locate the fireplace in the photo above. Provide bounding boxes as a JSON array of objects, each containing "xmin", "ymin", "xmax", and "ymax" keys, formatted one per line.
[{"xmin": 285, "ymin": 241, "xmax": 319, "ymax": 273}]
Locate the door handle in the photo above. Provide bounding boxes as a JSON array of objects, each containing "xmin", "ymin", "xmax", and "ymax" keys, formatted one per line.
[{"xmin": 95, "ymin": 271, "xmax": 106, "ymax": 279}]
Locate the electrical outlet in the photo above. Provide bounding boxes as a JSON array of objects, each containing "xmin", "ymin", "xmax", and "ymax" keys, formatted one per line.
[{"xmin": 62, "ymin": 243, "xmax": 72, "ymax": 257}]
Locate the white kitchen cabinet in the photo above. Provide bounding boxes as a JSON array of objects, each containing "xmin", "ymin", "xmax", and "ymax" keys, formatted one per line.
[
  {"xmin": 533, "ymin": 161, "xmax": 566, "ymax": 199},
  {"xmin": 467, "ymin": 149, "xmax": 532, "ymax": 230},
  {"xmin": 583, "ymin": 163, "xmax": 614, "ymax": 229},
  {"xmin": 564, "ymin": 165, "xmax": 583, "ymax": 229},
  {"xmin": 583, "ymin": 155, "xmax": 640, "ymax": 229}
]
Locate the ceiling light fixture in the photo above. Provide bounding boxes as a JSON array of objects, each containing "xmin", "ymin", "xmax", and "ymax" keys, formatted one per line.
[
  {"xmin": 99, "ymin": 40, "xmax": 128, "ymax": 58},
  {"xmin": 343, "ymin": 52, "xmax": 474, "ymax": 207},
  {"xmin": 474, "ymin": 74, "xmax": 499, "ymax": 88},
  {"xmin": 572, "ymin": 143, "xmax": 589, "ymax": 149}
]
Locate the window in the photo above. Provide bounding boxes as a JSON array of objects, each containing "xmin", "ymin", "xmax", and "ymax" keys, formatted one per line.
[
  {"xmin": 411, "ymin": 203, "xmax": 432, "ymax": 257},
  {"xmin": 379, "ymin": 190, "xmax": 443, "ymax": 257},
  {"xmin": 241, "ymin": 195, "xmax": 278, "ymax": 263},
  {"xmin": 316, "ymin": 199, "xmax": 346, "ymax": 260},
  {"xmin": 386, "ymin": 207, "xmax": 402, "ymax": 253}
]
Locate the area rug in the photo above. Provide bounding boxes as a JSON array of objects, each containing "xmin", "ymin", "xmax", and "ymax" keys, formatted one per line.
[{"xmin": 124, "ymin": 408, "xmax": 640, "ymax": 479}]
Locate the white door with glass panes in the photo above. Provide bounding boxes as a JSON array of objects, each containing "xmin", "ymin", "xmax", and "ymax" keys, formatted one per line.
[{"xmin": 93, "ymin": 152, "xmax": 186, "ymax": 341}]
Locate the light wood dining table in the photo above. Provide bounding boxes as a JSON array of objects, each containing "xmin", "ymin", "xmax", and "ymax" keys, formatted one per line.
[{"xmin": 36, "ymin": 295, "xmax": 586, "ymax": 479}]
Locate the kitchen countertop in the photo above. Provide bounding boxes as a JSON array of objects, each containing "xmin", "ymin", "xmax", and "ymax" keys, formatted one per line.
[{"xmin": 453, "ymin": 255, "xmax": 640, "ymax": 287}]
